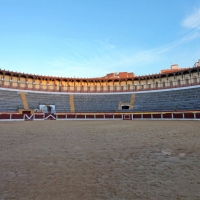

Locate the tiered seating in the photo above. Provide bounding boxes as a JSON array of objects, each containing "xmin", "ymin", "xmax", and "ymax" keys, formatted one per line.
[
  {"xmin": 26, "ymin": 93, "xmax": 71, "ymax": 112},
  {"xmin": 0, "ymin": 90, "xmax": 23, "ymax": 111},
  {"xmin": 0, "ymin": 86, "xmax": 200, "ymax": 113},
  {"xmin": 132, "ymin": 87, "xmax": 200, "ymax": 111},
  {"xmin": 74, "ymin": 94, "xmax": 132, "ymax": 112}
]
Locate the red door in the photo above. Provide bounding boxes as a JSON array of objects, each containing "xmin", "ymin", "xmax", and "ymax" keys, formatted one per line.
[{"xmin": 123, "ymin": 114, "xmax": 132, "ymax": 120}]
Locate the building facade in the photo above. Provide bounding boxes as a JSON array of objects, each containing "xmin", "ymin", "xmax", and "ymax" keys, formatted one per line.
[{"xmin": 0, "ymin": 62, "xmax": 200, "ymax": 93}]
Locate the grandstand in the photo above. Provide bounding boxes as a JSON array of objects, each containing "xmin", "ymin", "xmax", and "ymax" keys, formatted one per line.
[{"xmin": 0, "ymin": 61, "xmax": 200, "ymax": 120}]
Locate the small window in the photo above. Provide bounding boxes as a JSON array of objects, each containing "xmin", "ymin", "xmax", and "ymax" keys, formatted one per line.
[{"xmin": 121, "ymin": 105, "xmax": 129, "ymax": 109}]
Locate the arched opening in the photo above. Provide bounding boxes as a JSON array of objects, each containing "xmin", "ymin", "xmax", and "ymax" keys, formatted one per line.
[
  {"xmin": 134, "ymin": 84, "xmax": 137, "ymax": 90},
  {"xmin": 162, "ymin": 81, "xmax": 165, "ymax": 88},
  {"xmin": 185, "ymin": 77, "xmax": 189, "ymax": 85},
  {"xmin": 178, "ymin": 79, "xmax": 181, "ymax": 86},
  {"xmin": 156, "ymin": 82, "xmax": 158, "ymax": 89},
  {"xmin": 148, "ymin": 83, "xmax": 151, "ymax": 89},
  {"xmin": 100, "ymin": 85, "xmax": 103, "ymax": 92},
  {"xmin": 194, "ymin": 76, "xmax": 197, "ymax": 84}
]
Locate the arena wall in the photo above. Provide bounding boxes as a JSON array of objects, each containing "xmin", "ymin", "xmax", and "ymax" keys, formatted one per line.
[{"xmin": 0, "ymin": 112, "xmax": 200, "ymax": 121}]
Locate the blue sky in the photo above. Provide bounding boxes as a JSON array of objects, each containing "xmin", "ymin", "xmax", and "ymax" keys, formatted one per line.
[{"xmin": 0, "ymin": 0, "xmax": 200, "ymax": 78}]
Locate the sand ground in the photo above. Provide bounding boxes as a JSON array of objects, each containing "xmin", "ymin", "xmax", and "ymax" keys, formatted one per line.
[{"xmin": 0, "ymin": 120, "xmax": 200, "ymax": 200}]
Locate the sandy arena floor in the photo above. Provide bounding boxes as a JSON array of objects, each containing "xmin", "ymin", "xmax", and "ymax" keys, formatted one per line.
[{"xmin": 0, "ymin": 120, "xmax": 200, "ymax": 200}]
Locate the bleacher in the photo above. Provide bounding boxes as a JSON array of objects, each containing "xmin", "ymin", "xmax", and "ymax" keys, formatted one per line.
[
  {"xmin": 132, "ymin": 87, "xmax": 200, "ymax": 111},
  {"xmin": 0, "ymin": 90, "xmax": 23, "ymax": 112},
  {"xmin": 25, "ymin": 92, "xmax": 71, "ymax": 112},
  {"xmin": 0, "ymin": 87, "xmax": 200, "ymax": 113},
  {"xmin": 74, "ymin": 94, "xmax": 132, "ymax": 112}
]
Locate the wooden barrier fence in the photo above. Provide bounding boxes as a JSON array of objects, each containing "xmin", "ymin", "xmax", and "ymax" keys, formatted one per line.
[{"xmin": 0, "ymin": 112, "xmax": 200, "ymax": 121}]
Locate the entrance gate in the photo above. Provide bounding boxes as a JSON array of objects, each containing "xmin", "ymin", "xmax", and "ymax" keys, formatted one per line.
[{"xmin": 123, "ymin": 114, "xmax": 132, "ymax": 120}]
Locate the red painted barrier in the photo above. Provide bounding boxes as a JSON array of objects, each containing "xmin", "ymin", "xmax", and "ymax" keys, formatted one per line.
[
  {"xmin": 173, "ymin": 113, "xmax": 183, "ymax": 119},
  {"xmin": 133, "ymin": 114, "xmax": 141, "ymax": 119},
  {"xmin": 35, "ymin": 114, "xmax": 44, "ymax": 119},
  {"xmin": 0, "ymin": 112, "xmax": 200, "ymax": 121},
  {"xmin": 143, "ymin": 114, "xmax": 151, "ymax": 119},
  {"xmin": 77, "ymin": 115, "xmax": 85, "ymax": 119},
  {"xmin": 86, "ymin": 115, "xmax": 94, "ymax": 119},
  {"xmin": 67, "ymin": 114, "xmax": 76, "ymax": 119},
  {"xmin": 114, "ymin": 114, "xmax": 122, "ymax": 119},
  {"xmin": 152, "ymin": 114, "xmax": 161, "ymax": 118},
  {"xmin": 163, "ymin": 113, "xmax": 172, "ymax": 118},
  {"xmin": 123, "ymin": 114, "xmax": 132, "ymax": 120},
  {"xmin": 95, "ymin": 115, "xmax": 104, "ymax": 119},
  {"xmin": 184, "ymin": 113, "xmax": 194, "ymax": 119},
  {"xmin": 0, "ymin": 114, "xmax": 10, "ymax": 119},
  {"xmin": 57, "ymin": 115, "xmax": 66, "ymax": 119},
  {"xmin": 105, "ymin": 114, "xmax": 113, "ymax": 119},
  {"xmin": 196, "ymin": 113, "xmax": 200, "ymax": 119},
  {"xmin": 11, "ymin": 114, "xmax": 23, "ymax": 119}
]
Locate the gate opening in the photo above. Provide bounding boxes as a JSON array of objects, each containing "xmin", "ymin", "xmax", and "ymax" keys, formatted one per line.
[{"xmin": 121, "ymin": 105, "xmax": 129, "ymax": 109}]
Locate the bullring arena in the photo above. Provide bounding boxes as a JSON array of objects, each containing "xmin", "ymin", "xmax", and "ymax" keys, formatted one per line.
[{"xmin": 0, "ymin": 62, "xmax": 200, "ymax": 199}]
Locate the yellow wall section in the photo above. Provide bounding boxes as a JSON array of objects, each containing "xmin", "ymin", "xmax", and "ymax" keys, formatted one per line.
[
  {"xmin": 129, "ymin": 94, "xmax": 135, "ymax": 109},
  {"xmin": 118, "ymin": 102, "xmax": 122, "ymax": 110},
  {"xmin": 70, "ymin": 94, "xmax": 75, "ymax": 112},
  {"xmin": 20, "ymin": 92, "xmax": 29, "ymax": 109}
]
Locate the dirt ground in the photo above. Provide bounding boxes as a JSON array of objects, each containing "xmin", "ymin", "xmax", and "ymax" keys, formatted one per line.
[{"xmin": 0, "ymin": 120, "xmax": 200, "ymax": 200}]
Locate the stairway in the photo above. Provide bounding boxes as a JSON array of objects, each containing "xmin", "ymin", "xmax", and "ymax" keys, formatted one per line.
[
  {"xmin": 20, "ymin": 92, "xmax": 29, "ymax": 109},
  {"xmin": 129, "ymin": 94, "xmax": 135, "ymax": 109},
  {"xmin": 70, "ymin": 94, "xmax": 75, "ymax": 112}
]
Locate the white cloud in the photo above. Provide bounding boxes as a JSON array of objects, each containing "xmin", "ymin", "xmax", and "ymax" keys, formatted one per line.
[
  {"xmin": 46, "ymin": 24, "xmax": 200, "ymax": 78},
  {"xmin": 182, "ymin": 8, "xmax": 200, "ymax": 29}
]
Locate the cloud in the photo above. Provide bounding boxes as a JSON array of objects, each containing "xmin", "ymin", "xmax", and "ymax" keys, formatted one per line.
[
  {"xmin": 182, "ymin": 8, "xmax": 200, "ymax": 29},
  {"xmin": 46, "ymin": 23, "xmax": 200, "ymax": 78},
  {"xmin": 154, "ymin": 30, "xmax": 200, "ymax": 54}
]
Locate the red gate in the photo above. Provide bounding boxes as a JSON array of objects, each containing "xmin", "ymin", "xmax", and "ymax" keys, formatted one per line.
[{"xmin": 123, "ymin": 114, "xmax": 132, "ymax": 120}]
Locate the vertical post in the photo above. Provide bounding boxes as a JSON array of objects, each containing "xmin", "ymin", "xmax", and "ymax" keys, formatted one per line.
[
  {"xmin": 132, "ymin": 114, "xmax": 133, "ymax": 120},
  {"xmin": 172, "ymin": 113, "xmax": 174, "ymax": 120},
  {"xmin": 183, "ymin": 113, "xmax": 185, "ymax": 119},
  {"xmin": 161, "ymin": 113, "xmax": 163, "ymax": 119},
  {"xmin": 194, "ymin": 113, "xmax": 196, "ymax": 119}
]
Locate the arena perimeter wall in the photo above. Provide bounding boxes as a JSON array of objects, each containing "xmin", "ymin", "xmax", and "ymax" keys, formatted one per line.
[{"xmin": 0, "ymin": 112, "xmax": 200, "ymax": 121}]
